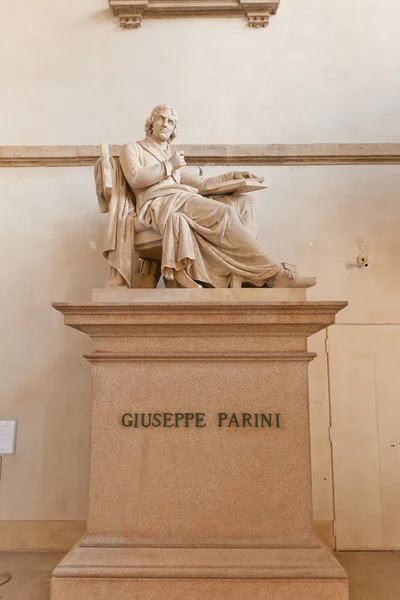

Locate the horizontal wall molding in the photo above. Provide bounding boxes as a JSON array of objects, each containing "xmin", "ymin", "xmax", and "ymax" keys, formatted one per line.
[{"xmin": 1, "ymin": 144, "xmax": 400, "ymax": 167}]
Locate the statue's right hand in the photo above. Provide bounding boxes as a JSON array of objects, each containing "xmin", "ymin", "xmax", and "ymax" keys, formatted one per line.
[{"xmin": 170, "ymin": 151, "xmax": 186, "ymax": 171}]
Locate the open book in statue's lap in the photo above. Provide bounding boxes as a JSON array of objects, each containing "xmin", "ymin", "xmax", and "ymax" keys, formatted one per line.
[{"xmin": 97, "ymin": 105, "xmax": 316, "ymax": 289}]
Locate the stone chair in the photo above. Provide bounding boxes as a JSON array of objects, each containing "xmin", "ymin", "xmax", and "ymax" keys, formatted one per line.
[{"xmin": 95, "ymin": 143, "xmax": 163, "ymax": 288}]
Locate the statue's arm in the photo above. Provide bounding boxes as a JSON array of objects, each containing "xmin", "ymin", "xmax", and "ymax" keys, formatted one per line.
[
  {"xmin": 180, "ymin": 169, "xmax": 263, "ymax": 192},
  {"xmin": 120, "ymin": 143, "xmax": 172, "ymax": 190},
  {"xmin": 179, "ymin": 170, "xmax": 229, "ymax": 191},
  {"xmin": 180, "ymin": 169, "xmax": 204, "ymax": 189}
]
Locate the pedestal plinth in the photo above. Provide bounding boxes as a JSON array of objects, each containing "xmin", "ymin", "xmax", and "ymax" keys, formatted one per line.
[{"xmin": 51, "ymin": 289, "xmax": 348, "ymax": 600}]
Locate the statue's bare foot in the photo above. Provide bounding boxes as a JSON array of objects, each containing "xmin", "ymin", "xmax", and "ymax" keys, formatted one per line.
[{"xmin": 271, "ymin": 267, "xmax": 317, "ymax": 289}]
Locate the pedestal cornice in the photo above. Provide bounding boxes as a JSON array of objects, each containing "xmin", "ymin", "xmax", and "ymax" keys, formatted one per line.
[{"xmin": 52, "ymin": 300, "xmax": 348, "ymax": 339}]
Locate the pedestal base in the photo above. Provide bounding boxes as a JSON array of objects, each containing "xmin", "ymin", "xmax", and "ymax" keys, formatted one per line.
[
  {"xmin": 51, "ymin": 536, "xmax": 348, "ymax": 600},
  {"xmin": 52, "ymin": 291, "xmax": 349, "ymax": 600}
]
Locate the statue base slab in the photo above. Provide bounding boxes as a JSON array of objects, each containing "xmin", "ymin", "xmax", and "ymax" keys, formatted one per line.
[
  {"xmin": 51, "ymin": 543, "xmax": 347, "ymax": 600},
  {"xmin": 92, "ymin": 287, "xmax": 307, "ymax": 302},
  {"xmin": 51, "ymin": 291, "xmax": 348, "ymax": 600}
]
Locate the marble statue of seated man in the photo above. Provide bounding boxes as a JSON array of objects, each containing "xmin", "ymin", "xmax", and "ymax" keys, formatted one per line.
[{"xmin": 119, "ymin": 104, "xmax": 316, "ymax": 289}]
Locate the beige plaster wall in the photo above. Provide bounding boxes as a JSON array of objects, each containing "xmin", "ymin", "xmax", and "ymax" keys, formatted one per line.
[
  {"xmin": 1, "ymin": 164, "xmax": 399, "ymax": 525},
  {"xmin": 0, "ymin": 168, "xmax": 106, "ymax": 521},
  {"xmin": 0, "ymin": 0, "xmax": 400, "ymax": 145},
  {"xmin": 1, "ymin": 0, "xmax": 400, "ymax": 536}
]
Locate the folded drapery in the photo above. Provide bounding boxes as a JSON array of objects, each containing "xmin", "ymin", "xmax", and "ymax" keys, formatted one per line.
[{"xmin": 95, "ymin": 156, "xmax": 136, "ymax": 287}]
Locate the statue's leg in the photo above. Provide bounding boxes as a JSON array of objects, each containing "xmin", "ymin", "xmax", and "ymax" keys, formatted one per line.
[
  {"xmin": 213, "ymin": 195, "xmax": 264, "ymax": 287},
  {"xmin": 161, "ymin": 194, "xmax": 316, "ymax": 289},
  {"xmin": 214, "ymin": 196, "xmax": 306, "ymax": 288},
  {"xmin": 174, "ymin": 195, "xmax": 282, "ymax": 284},
  {"xmin": 216, "ymin": 194, "xmax": 259, "ymax": 239}
]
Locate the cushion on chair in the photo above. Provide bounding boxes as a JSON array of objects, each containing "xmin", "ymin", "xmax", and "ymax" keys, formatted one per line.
[{"xmin": 135, "ymin": 230, "xmax": 162, "ymax": 245}]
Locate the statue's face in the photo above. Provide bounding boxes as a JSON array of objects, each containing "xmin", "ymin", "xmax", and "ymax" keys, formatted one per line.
[{"xmin": 151, "ymin": 108, "xmax": 176, "ymax": 143}]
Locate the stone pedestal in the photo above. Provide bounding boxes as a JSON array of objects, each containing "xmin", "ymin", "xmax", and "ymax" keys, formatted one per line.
[{"xmin": 51, "ymin": 289, "xmax": 348, "ymax": 600}]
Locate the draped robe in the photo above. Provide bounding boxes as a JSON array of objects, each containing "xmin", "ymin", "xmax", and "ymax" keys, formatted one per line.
[{"xmin": 119, "ymin": 137, "xmax": 282, "ymax": 288}]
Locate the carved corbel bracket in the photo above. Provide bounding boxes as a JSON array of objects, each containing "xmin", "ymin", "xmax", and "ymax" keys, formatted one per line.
[
  {"xmin": 108, "ymin": 1, "xmax": 281, "ymax": 29},
  {"xmin": 120, "ymin": 14, "xmax": 142, "ymax": 29},
  {"xmin": 247, "ymin": 12, "xmax": 271, "ymax": 28}
]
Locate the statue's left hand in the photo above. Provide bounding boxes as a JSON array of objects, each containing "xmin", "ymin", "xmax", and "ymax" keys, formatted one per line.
[{"xmin": 225, "ymin": 171, "xmax": 264, "ymax": 182}]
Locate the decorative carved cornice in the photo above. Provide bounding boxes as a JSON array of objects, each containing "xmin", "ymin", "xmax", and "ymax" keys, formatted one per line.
[
  {"xmin": 108, "ymin": 1, "xmax": 281, "ymax": 29},
  {"xmin": 2, "ymin": 144, "xmax": 400, "ymax": 168}
]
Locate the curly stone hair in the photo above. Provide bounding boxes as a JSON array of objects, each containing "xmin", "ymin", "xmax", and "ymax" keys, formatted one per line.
[{"xmin": 145, "ymin": 104, "xmax": 178, "ymax": 142}]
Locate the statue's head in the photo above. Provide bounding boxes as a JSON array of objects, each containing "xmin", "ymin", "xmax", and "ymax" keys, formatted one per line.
[{"xmin": 145, "ymin": 105, "xmax": 178, "ymax": 144}]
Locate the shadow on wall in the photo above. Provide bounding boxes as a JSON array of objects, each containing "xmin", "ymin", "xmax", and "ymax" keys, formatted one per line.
[
  {"xmin": 0, "ymin": 167, "xmax": 109, "ymax": 520},
  {"xmin": 90, "ymin": 9, "xmax": 114, "ymax": 25},
  {"xmin": 48, "ymin": 217, "xmax": 108, "ymax": 302},
  {"xmin": 7, "ymin": 348, "xmax": 92, "ymax": 520}
]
